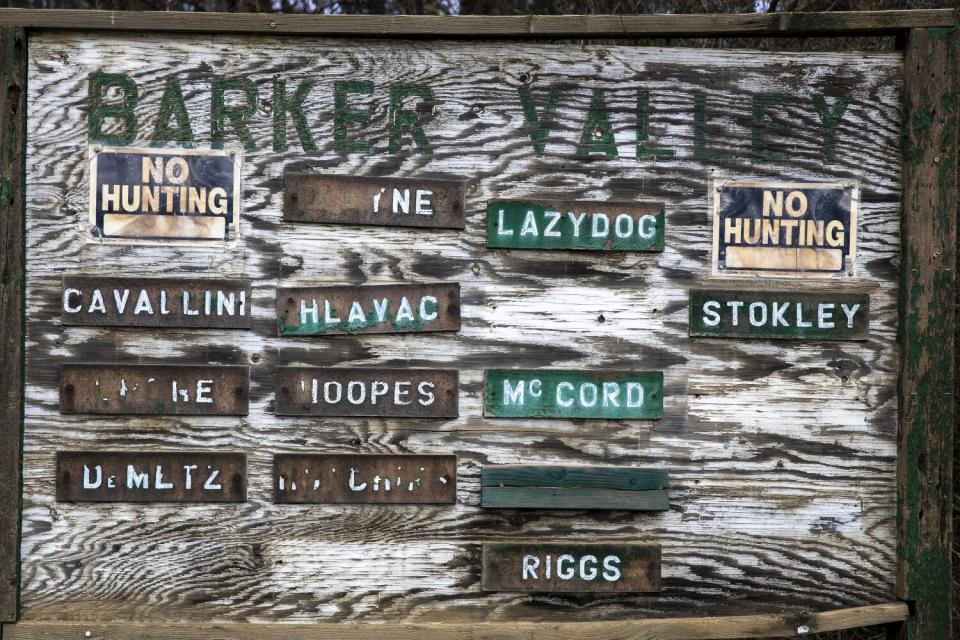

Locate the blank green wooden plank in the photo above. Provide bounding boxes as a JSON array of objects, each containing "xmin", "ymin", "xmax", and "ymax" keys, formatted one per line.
[
  {"xmin": 481, "ymin": 487, "xmax": 669, "ymax": 511},
  {"xmin": 481, "ymin": 466, "xmax": 668, "ymax": 491}
]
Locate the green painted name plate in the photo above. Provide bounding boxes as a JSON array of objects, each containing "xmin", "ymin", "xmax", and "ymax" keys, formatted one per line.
[
  {"xmin": 487, "ymin": 200, "xmax": 664, "ymax": 251},
  {"xmin": 277, "ymin": 283, "xmax": 460, "ymax": 336},
  {"xmin": 482, "ymin": 465, "xmax": 669, "ymax": 511},
  {"xmin": 484, "ymin": 370, "xmax": 663, "ymax": 420},
  {"xmin": 689, "ymin": 289, "xmax": 869, "ymax": 340}
]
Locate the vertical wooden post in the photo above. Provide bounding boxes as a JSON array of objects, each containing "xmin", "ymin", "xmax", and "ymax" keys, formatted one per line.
[
  {"xmin": 0, "ymin": 26, "xmax": 25, "ymax": 623},
  {"xmin": 895, "ymin": 26, "xmax": 958, "ymax": 640}
]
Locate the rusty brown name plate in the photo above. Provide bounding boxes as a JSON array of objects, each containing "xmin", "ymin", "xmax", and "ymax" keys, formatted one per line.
[
  {"xmin": 482, "ymin": 543, "xmax": 661, "ymax": 593},
  {"xmin": 276, "ymin": 368, "xmax": 458, "ymax": 418},
  {"xmin": 277, "ymin": 283, "xmax": 460, "ymax": 336},
  {"xmin": 62, "ymin": 276, "xmax": 252, "ymax": 328},
  {"xmin": 56, "ymin": 451, "xmax": 247, "ymax": 502},
  {"xmin": 274, "ymin": 454, "xmax": 457, "ymax": 504},
  {"xmin": 284, "ymin": 174, "xmax": 466, "ymax": 229},
  {"xmin": 60, "ymin": 364, "xmax": 249, "ymax": 416}
]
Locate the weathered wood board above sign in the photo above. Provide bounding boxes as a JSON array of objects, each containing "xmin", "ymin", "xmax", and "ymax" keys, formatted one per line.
[
  {"xmin": 481, "ymin": 465, "xmax": 669, "ymax": 511},
  {"xmin": 487, "ymin": 200, "xmax": 664, "ymax": 251},
  {"xmin": 59, "ymin": 364, "xmax": 249, "ymax": 415},
  {"xmin": 275, "ymin": 368, "xmax": 458, "ymax": 417},
  {"xmin": 484, "ymin": 370, "xmax": 663, "ymax": 419},
  {"xmin": 23, "ymin": 32, "xmax": 903, "ymax": 622},
  {"xmin": 56, "ymin": 452, "xmax": 247, "ymax": 502},
  {"xmin": 61, "ymin": 276, "xmax": 252, "ymax": 328},
  {"xmin": 276, "ymin": 283, "xmax": 460, "ymax": 336},
  {"xmin": 89, "ymin": 145, "xmax": 241, "ymax": 242},
  {"xmin": 482, "ymin": 543, "xmax": 661, "ymax": 593},
  {"xmin": 689, "ymin": 289, "xmax": 870, "ymax": 340},
  {"xmin": 273, "ymin": 454, "xmax": 457, "ymax": 504},
  {"xmin": 284, "ymin": 174, "xmax": 466, "ymax": 229}
]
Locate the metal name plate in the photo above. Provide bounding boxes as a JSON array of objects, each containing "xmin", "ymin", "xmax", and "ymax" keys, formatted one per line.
[
  {"xmin": 482, "ymin": 543, "xmax": 661, "ymax": 593},
  {"xmin": 711, "ymin": 180, "xmax": 859, "ymax": 278},
  {"xmin": 56, "ymin": 451, "xmax": 247, "ymax": 502},
  {"xmin": 276, "ymin": 283, "xmax": 460, "ymax": 336},
  {"xmin": 273, "ymin": 454, "xmax": 457, "ymax": 504},
  {"xmin": 275, "ymin": 368, "xmax": 458, "ymax": 418},
  {"xmin": 62, "ymin": 276, "xmax": 252, "ymax": 328},
  {"xmin": 89, "ymin": 145, "xmax": 241, "ymax": 242},
  {"xmin": 284, "ymin": 174, "xmax": 465, "ymax": 229},
  {"xmin": 484, "ymin": 370, "xmax": 663, "ymax": 419},
  {"xmin": 481, "ymin": 465, "xmax": 669, "ymax": 511},
  {"xmin": 689, "ymin": 289, "xmax": 870, "ymax": 340},
  {"xmin": 488, "ymin": 200, "xmax": 664, "ymax": 251},
  {"xmin": 60, "ymin": 364, "xmax": 249, "ymax": 415}
]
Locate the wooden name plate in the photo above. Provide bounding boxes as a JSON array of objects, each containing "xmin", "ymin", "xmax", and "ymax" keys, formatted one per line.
[
  {"xmin": 273, "ymin": 454, "xmax": 457, "ymax": 504},
  {"xmin": 482, "ymin": 543, "xmax": 661, "ymax": 593},
  {"xmin": 60, "ymin": 364, "xmax": 249, "ymax": 415},
  {"xmin": 276, "ymin": 283, "xmax": 460, "ymax": 336},
  {"xmin": 689, "ymin": 289, "xmax": 869, "ymax": 340},
  {"xmin": 488, "ymin": 200, "xmax": 664, "ymax": 252},
  {"xmin": 284, "ymin": 174, "xmax": 466, "ymax": 229},
  {"xmin": 484, "ymin": 369, "xmax": 663, "ymax": 419},
  {"xmin": 275, "ymin": 368, "xmax": 458, "ymax": 418},
  {"xmin": 481, "ymin": 465, "xmax": 669, "ymax": 511},
  {"xmin": 56, "ymin": 452, "xmax": 247, "ymax": 503},
  {"xmin": 61, "ymin": 276, "xmax": 252, "ymax": 328}
]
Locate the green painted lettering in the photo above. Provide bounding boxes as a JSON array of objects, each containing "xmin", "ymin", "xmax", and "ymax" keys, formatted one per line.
[
  {"xmin": 388, "ymin": 83, "xmax": 435, "ymax": 156},
  {"xmin": 693, "ymin": 94, "xmax": 727, "ymax": 161},
  {"xmin": 273, "ymin": 77, "xmax": 316, "ymax": 153},
  {"xmin": 88, "ymin": 72, "xmax": 137, "ymax": 145},
  {"xmin": 334, "ymin": 79, "xmax": 373, "ymax": 154},
  {"xmin": 751, "ymin": 93, "xmax": 791, "ymax": 164},
  {"xmin": 577, "ymin": 89, "xmax": 618, "ymax": 158},
  {"xmin": 636, "ymin": 90, "xmax": 674, "ymax": 161},
  {"xmin": 151, "ymin": 78, "xmax": 194, "ymax": 147},
  {"xmin": 211, "ymin": 77, "xmax": 257, "ymax": 151},
  {"xmin": 811, "ymin": 94, "xmax": 848, "ymax": 162},
  {"xmin": 517, "ymin": 85, "xmax": 563, "ymax": 156}
]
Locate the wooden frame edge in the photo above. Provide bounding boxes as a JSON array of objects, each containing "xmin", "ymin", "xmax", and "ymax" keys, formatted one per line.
[
  {"xmin": 0, "ymin": 25, "xmax": 25, "ymax": 624},
  {"xmin": 0, "ymin": 602, "xmax": 910, "ymax": 639},
  {"xmin": 894, "ymin": 24, "xmax": 959, "ymax": 640},
  {"xmin": 0, "ymin": 8, "xmax": 952, "ymax": 38}
]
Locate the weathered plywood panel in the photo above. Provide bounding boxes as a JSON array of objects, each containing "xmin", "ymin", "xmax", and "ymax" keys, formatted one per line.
[{"xmin": 22, "ymin": 33, "xmax": 901, "ymax": 622}]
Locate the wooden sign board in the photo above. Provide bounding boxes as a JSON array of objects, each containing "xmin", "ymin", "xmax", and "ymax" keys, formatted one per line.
[
  {"xmin": 273, "ymin": 454, "xmax": 457, "ymax": 504},
  {"xmin": 482, "ymin": 543, "xmax": 661, "ymax": 593},
  {"xmin": 711, "ymin": 181, "xmax": 859, "ymax": 278},
  {"xmin": 487, "ymin": 200, "xmax": 664, "ymax": 251},
  {"xmin": 59, "ymin": 364, "xmax": 249, "ymax": 415},
  {"xmin": 61, "ymin": 276, "xmax": 252, "ymax": 328},
  {"xmin": 20, "ymin": 28, "xmax": 909, "ymax": 624},
  {"xmin": 275, "ymin": 368, "xmax": 458, "ymax": 417},
  {"xmin": 276, "ymin": 283, "xmax": 460, "ymax": 336},
  {"xmin": 56, "ymin": 452, "xmax": 247, "ymax": 502},
  {"xmin": 689, "ymin": 289, "xmax": 870, "ymax": 340},
  {"xmin": 481, "ymin": 465, "xmax": 669, "ymax": 511},
  {"xmin": 484, "ymin": 370, "xmax": 663, "ymax": 419},
  {"xmin": 89, "ymin": 146, "xmax": 241, "ymax": 242},
  {"xmin": 284, "ymin": 174, "xmax": 466, "ymax": 229}
]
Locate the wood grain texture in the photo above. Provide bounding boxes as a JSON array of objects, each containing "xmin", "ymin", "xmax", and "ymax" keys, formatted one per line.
[
  {"xmin": 0, "ymin": 9, "xmax": 954, "ymax": 37},
  {"xmin": 894, "ymin": 26, "xmax": 958, "ymax": 640},
  {"xmin": 22, "ymin": 35, "xmax": 904, "ymax": 622},
  {"xmin": 0, "ymin": 26, "xmax": 26, "ymax": 624},
  {"xmin": 0, "ymin": 602, "xmax": 912, "ymax": 639}
]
